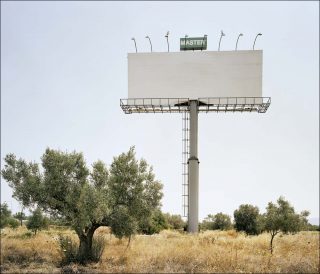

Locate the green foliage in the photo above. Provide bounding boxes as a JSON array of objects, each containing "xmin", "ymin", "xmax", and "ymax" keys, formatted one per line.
[
  {"xmin": 234, "ymin": 204, "xmax": 261, "ymax": 235},
  {"xmin": 13, "ymin": 211, "xmax": 26, "ymax": 220},
  {"xmin": 264, "ymin": 197, "xmax": 308, "ymax": 234},
  {"xmin": 138, "ymin": 209, "xmax": 168, "ymax": 234},
  {"xmin": 105, "ymin": 147, "xmax": 164, "ymax": 238},
  {"xmin": 264, "ymin": 196, "xmax": 310, "ymax": 253},
  {"xmin": 26, "ymin": 208, "xmax": 49, "ymax": 235},
  {"xmin": 256, "ymin": 214, "xmax": 266, "ymax": 234},
  {"xmin": 13, "ymin": 211, "xmax": 26, "ymax": 226},
  {"xmin": 202, "ymin": 213, "xmax": 232, "ymax": 231},
  {"xmin": 0, "ymin": 203, "xmax": 12, "ymax": 228},
  {"xmin": 164, "ymin": 213, "xmax": 186, "ymax": 230},
  {"xmin": 2, "ymin": 147, "xmax": 163, "ymax": 263},
  {"xmin": 0, "ymin": 203, "xmax": 19, "ymax": 229},
  {"xmin": 7, "ymin": 217, "xmax": 19, "ymax": 229},
  {"xmin": 109, "ymin": 205, "xmax": 137, "ymax": 239},
  {"xmin": 306, "ymin": 224, "xmax": 320, "ymax": 231}
]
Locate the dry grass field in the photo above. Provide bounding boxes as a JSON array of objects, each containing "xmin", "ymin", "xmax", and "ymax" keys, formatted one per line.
[{"xmin": 1, "ymin": 226, "xmax": 319, "ymax": 273}]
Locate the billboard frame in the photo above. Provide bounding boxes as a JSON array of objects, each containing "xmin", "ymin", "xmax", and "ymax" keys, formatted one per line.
[{"xmin": 120, "ymin": 97, "xmax": 271, "ymax": 114}]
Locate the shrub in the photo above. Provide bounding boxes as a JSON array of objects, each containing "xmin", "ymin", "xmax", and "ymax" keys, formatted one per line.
[
  {"xmin": 91, "ymin": 235, "xmax": 105, "ymax": 262},
  {"xmin": 234, "ymin": 204, "xmax": 261, "ymax": 235},
  {"xmin": 138, "ymin": 209, "xmax": 168, "ymax": 234},
  {"xmin": 164, "ymin": 213, "xmax": 186, "ymax": 230},
  {"xmin": 0, "ymin": 203, "xmax": 12, "ymax": 228},
  {"xmin": 7, "ymin": 218, "xmax": 19, "ymax": 229},
  {"xmin": 59, "ymin": 235, "xmax": 105, "ymax": 265},
  {"xmin": 26, "ymin": 208, "xmax": 49, "ymax": 235},
  {"xmin": 202, "ymin": 213, "xmax": 232, "ymax": 231},
  {"xmin": 59, "ymin": 235, "xmax": 79, "ymax": 265}
]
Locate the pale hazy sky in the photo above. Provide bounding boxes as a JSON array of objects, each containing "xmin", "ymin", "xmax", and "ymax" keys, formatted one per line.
[{"xmin": 1, "ymin": 1, "xmax": 319, "ymax": 222}]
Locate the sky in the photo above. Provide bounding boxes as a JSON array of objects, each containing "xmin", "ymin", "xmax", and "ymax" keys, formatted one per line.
[{"xmin": 1, "ymin": 1, "xmax": 319, "ymax": 223}]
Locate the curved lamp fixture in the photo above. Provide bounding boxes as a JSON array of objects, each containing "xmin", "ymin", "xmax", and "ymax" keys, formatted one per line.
[
  {"xmin": 145, "ymin": 35, "xmax": 152, "ymax": 52},
  {"xmin": 218, "ymin": 30, "xmax": 225, "ymax": 51},
  {"xmin": 131, "ymin": 37, "xmax": 137, "ymax": 53},
  {"xmin": 235, "ymin": 33, "xmax": 243, "ymax": 51},
  {"xmin": 253, "ymin": 33, "xmax": 262, "ymax": 50}
]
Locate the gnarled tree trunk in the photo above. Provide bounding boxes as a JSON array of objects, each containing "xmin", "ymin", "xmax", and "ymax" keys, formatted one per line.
[{"xmin": 76, "ymin": 225, "xmax": 99, "ymax": 263}]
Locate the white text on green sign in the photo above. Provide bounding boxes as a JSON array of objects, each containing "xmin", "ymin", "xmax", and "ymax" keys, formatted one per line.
[{"xmin": 180, "ymin": 37, "xmax": 207, "ymax": 51}]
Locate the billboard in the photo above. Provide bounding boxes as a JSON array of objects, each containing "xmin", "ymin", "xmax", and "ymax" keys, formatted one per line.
[{"xmin": 128, "ymin": 50, "xmax": 262, "ymax": 103}]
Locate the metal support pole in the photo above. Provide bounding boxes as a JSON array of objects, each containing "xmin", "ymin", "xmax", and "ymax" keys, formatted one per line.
[{"xmin": 188, "ymin": 100, "xmax": 199, "ymax": 233}]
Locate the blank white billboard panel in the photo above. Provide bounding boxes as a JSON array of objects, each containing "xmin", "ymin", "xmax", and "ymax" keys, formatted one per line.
[{"xmin": 128, "ymin": 50, "xmax": 262, "ymax": 101}]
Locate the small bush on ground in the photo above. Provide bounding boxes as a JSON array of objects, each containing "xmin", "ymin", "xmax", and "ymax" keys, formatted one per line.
[
  {"xmin": 91, "ymin": 235, "xmax": 105, "ymax": 262},
  {"xmin": 0, "ymin": 203, "xmax": 20, "ymax": 230},
  {"xmin": 7, "ymin": 218, "xmax": 19, "ymax": 229},
  {"xmin": 201, "ymin": 212, "xmax": 232, "ymax": 231},
  {"xmin": 59, "ymin": 235, "xmax": 105, "ymax": 265},
  {"xmin": 164, "ymin": 213, "xmax": 186, "ymax": 230},
  {"xmin": 59, "ymin": 236, "xmax": 78, "ymax": 265},
  {"xmin": 138, "ymin": 209, "xmax": 168, "ymax": 234},
  {"xmin": 26, "ymin": 208, "xmax": 49, "ymax": 235}
]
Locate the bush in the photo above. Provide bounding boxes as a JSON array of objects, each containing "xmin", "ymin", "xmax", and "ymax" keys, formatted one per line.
[
  {"xmin": 234, "ymin": 204, "xmax": 261, "ymax": 235},
  {"xmin": 0, "ymin": 203, "xmax": 12, "ymax": 228},
  {"xmin": 59, "ymin": 235, "xmax": 105, "ymax": 265},
  {"xmin": 7, "ymin": 217, "xmax": 19, "ymax": 229},
  {"xmin": 26, "ymin": 208, "xmax": 49, "ymax": 235},
  {"xmin": 307, "ymin": 224, "xmax": 320, "ymax": 231},
  {"xmin": 91, "ymin": 235, "xmax": 105, "ymax": 262},
  {"xmin": 138, "ymin": 210, "xmax": 168, "ymax": 234},
  {"xmin": 59, "ymin": 235, "xmax": 79, "ymax": 265},
  {"xmin": 202, "ymin": 213, "xmax": 232, "ymax": 231},
  {"xmin": 164, "ymin": 213, "xmax": 186, "ymax": 230}
]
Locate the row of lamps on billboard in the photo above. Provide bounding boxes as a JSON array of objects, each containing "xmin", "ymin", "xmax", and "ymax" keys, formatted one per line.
[{"xmin": 131, "ymin": 31, "xmax": 262, "ymax": 52}]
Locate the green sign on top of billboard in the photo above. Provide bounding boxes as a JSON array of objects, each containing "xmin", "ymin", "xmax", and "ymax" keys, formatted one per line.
[{"xmin": 180, "ymin": 37, "xmax": 207, "ymax": 51}]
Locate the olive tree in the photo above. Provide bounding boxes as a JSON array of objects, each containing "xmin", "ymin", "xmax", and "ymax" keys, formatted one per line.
[
  {"xmin": 264, "ymin": 196, "xmax": 309, "ymax": 254},
  {"xmin": 1, "ymin": 147, "xmax": 163, "ymax": 263}
]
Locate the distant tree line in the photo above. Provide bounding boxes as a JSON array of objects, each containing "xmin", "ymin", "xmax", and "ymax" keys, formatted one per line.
[{"xmin": 200, "ymin": 197, "xmax": 317, "ymax": 253}]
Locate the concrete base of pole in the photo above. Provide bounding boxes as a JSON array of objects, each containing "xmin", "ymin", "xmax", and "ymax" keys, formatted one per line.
[{"xmin": 188, "ymin": 157, "xmax": 199, "ymax": 233}]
